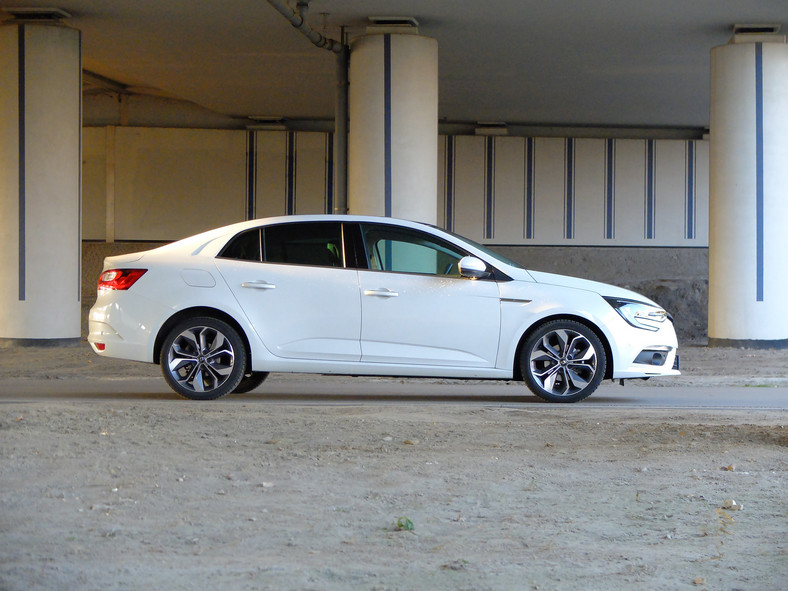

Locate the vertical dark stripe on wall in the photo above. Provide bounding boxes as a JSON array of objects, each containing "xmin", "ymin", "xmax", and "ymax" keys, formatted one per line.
[
  {"xmin": 78, "ymin": 30, "xmax": 83, "ymax": 302},
  {"xmin": 384, "ymin": 34, "xmax": 392, "ymax": 218},
  {"xmin": 604, "ymin": 139, "xmax": 615, "ymax": 240},
  {"xmin": 245, "ymin": 130, "xmax": 256, "ymax": 220},
  {"xmin": 685, "ymin": 141, "xmax": 696, "ymax": 240},
  {"xmin": 325, "ymin": 132, "xmax": 334, "ymax": 214},
  {"xmin": 484, "ymin": 136, "xmax": 495, "ymax": 239},
  {"xmin": 755, "ymin": 43, "xmax": 765, "ymax": 302},
  {"xmin": 444, "ymin": 136, "xmax": 455, "ymax": 232},
  {"xmin": 286, "ymin": 131, "xmax": 296, "ymax": 215},
  {"xmin": 18, "ymin": 25, "xmax": 26, "ymax": 301},
  {"xmin": 645, "ymin": 140, "xmax": 656, "ymax": 239},
  {"xmin": 524, "ymin": 137, "xmax": 534, "ymax": 239},
  {"xmin": 564, "ymin": 138, "xmax": 575, "ymax": 240}
]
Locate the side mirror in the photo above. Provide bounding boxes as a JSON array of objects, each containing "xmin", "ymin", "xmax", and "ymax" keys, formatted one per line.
[{"xmin": 458, "ymin": 256, "xmax": 491, "ymax": 279}]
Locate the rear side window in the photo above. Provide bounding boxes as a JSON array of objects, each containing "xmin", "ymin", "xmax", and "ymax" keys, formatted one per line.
[{"xmin": 263, "ymin": 222, "xmax": 344, "ymax": 267}]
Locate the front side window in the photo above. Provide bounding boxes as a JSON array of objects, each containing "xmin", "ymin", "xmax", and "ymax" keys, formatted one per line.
[
  {"xmin": 360, "ymin": 224, "xmax": 466, "ymax": 277},
  {"xmin": 263, "ymin": 222, "xmax": 344, "ymax": 267}
]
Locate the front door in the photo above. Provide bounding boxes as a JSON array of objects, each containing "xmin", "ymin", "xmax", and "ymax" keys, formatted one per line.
[{"xmin": 357, "ymin": 223, "xmax": 501, "ymax": 367}]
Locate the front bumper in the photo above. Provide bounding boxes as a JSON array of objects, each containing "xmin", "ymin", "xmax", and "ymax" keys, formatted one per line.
[{"xmin": 609, "ymin": 318, "xmax": 681, "ymax": 380}]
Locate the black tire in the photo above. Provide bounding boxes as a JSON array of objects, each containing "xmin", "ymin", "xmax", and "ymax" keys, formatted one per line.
[
  {"xmin": 233, "ymin": 371, "xmax": 270, "ymax": 394},
  {"xmin": 521, "ymin": 319, "xmax": 606, "ymax": 403},
  {"xmin": 160, "ymin": 316, "xmax": 247, "ymax": 400}
]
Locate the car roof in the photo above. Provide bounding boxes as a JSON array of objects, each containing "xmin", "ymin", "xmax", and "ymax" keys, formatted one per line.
[
  {"xmin": 150, "ymin": 215, "xmax": 449, "ymax": 259},
  {"xmin": 248, "ymin": 214, "xmax": 432, "ymax": 228}
]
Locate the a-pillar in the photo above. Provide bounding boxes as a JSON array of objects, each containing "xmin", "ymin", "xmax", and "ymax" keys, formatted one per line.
[
  {"xmin": 347, "ymin": 30, "xmax": 438, "ymax": 223},
  {"xmin": 709, "ymin": 36, "xmax": 788, "ymax": 347},
  {"xmin": 0, "ymin": 22, "xmax": 82, "ymax": 345}
]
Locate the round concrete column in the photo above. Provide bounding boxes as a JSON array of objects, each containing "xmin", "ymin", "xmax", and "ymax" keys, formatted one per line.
[
  {"xmin": 709, "ymin": 39, "xmax": 788, "ymax": 347},
  {"xmin": 348, "ymin": 32, "xmax": 438, "ymax": 223},
  {"xmin": 0, "ymin": 23, "xmax": 82, "ymax": 344}
]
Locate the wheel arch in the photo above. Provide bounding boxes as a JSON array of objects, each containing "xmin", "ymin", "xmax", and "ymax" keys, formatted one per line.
[
  {"xmin": 512, "ymin": 314, "xmax": 614, "ymax": 382},
  {"xmin": 153, "ymin": 306, "xmax": 253, "ymax": 369}
]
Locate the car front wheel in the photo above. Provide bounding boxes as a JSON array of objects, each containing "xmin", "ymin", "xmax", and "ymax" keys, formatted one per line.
[
  {"xmin": 521, "ymin": 320, "xmax": 606, "ymax": 403},
  {"xmin": 160, "ymin": 317, "xmax": 247, "ymax": 400}
]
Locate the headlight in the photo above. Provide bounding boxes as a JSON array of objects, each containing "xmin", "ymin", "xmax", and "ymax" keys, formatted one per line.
[{"xmin": 604, "ymin": 297, "xmax": 668, "ymax": 332}]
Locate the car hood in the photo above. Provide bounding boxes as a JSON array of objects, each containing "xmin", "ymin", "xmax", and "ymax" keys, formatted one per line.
[{"xmin": 519, "ymin": 269, "xmax": 661, "ymax": 307}]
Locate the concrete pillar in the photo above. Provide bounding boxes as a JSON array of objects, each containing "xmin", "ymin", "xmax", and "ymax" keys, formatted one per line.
[
  {"xmin": 0, "ymin": 23, "xmax": 82, "ymax": 344},
  {"xmin": 348, "ymin": 31, "xmax": 438, "ymax": 223},
  {"xmin": 708, "ymin": 37, "xmax": 788, "ymax": 348}
]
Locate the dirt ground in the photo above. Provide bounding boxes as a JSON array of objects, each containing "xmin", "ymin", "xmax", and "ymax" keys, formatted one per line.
[{"xmin": 1, "ymin": 343, "xmax": 786, "ymax": 591}]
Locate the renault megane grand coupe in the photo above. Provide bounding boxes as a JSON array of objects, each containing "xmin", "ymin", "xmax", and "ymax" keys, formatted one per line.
[{"xmin": 88, "ymin": 215, "xmax": 679, "ymax": 402}]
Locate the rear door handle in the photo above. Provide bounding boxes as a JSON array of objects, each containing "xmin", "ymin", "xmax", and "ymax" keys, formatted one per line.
[
  {"xmin": 363, "ymin": 288, "xmax": 398, "ymax": 298},
  {"xmin": 241, "ymin": 280, "xmax": 276, "ymax": 290}
]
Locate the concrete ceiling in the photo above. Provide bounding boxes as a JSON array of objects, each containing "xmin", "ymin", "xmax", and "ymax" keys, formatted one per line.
[{"xmin": 2, "ymin": 0, "xmax": 787, "ymax": 129}]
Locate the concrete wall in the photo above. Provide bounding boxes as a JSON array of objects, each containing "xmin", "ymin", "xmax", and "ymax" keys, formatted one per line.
[
  {"xmin": 83, "ymin": 127, "xmax": 247, "ymax": 241},
  {"xmin": 438, "ymin": 135, "xmax": 709, "ymax": 247},
  {"xmin": 84, "ymin": 126, "xmax": 710, "ymax": 247},
  {"xmin": 83, "ymin": 127, "xmax": 335, "ymax": 241}
]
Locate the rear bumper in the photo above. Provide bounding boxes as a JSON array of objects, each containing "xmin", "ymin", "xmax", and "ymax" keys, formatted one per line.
[{"xmin": 87, "ymin": 293, "xmax": 172, "ymax": 363}]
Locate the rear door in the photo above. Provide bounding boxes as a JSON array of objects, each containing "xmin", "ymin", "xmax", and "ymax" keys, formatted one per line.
[{"xmin": 215, "ymin": 221, "xmax": 361, "ymax": 361}]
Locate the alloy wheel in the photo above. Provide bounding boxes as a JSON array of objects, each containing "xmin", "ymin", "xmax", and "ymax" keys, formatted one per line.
[
  {"xmin": 161, "ymin": 317, "xmax": 246, "ymax": 400},
  {"xmin": 527, "ymin": 325, "xmax": 601, "ymax": 399}
]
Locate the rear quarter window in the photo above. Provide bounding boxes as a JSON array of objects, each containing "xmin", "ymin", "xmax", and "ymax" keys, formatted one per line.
[{"xmin": 218, "ymin": 228, "xmax": 261, "ymax": 262}]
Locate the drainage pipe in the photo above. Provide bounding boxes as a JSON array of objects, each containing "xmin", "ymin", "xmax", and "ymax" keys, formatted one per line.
[
  {"xmin": 265, "ymin": 0, "xmax": 348, "ymax": 212},
  {"xmin": 333, "ymin": 43, "xmax": 349, "ymax": 213},
  {"xmin": 266, "ymin": 0, "xmax": 344, "ymax": 53}
]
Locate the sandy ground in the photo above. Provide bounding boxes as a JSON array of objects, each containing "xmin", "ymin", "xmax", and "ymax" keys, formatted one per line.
[{"xmin": 1, "ymin": 343, "xmax": 786, "ymax": 591}]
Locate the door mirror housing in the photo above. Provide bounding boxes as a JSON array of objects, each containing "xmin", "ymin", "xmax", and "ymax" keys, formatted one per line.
[{"xmin": 458, "ymin": 256, "xmax": 490, "ymax": 279}]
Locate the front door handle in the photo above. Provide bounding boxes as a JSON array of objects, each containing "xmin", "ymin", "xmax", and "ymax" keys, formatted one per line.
[
  {"xmin": 363, "ymin": 288, "xmax": 399, "ymax": 298},
  {"xmin": 241, "ymin": 280, "xmax": 276, "ymax": 290}
]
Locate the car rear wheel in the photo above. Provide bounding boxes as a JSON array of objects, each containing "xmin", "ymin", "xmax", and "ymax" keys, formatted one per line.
[
  {"xmin": 521, "ymin": 320, "xmax": 606, "ymax": 403},
  {"xmin": 233, "ymin": 371, "xmax": 270, "ymax": 394},
  {"xmin": 161, "ymin": 317, "xmax": 246, "ymax": 400}
]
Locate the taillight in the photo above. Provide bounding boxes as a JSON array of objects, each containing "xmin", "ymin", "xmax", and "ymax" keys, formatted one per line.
[{"xmin": 98, "ymin": 269, "xmax": 147, "ymax": 291}]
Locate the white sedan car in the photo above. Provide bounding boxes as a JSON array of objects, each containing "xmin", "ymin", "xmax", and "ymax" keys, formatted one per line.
[{"xmin": 89, "ymin": 215, "xmax": 679, "ymax": 402}]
